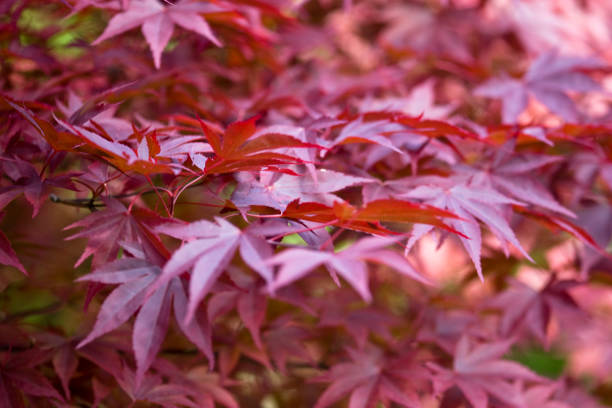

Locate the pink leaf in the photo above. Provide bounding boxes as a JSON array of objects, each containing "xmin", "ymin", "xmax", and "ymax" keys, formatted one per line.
[
  {"xmin": 134, "ymin": 281, "xmax": 172, "ymax": 384},
  {"xmin": 92, "ymin": 0, "xmax": 223, "ymax": 68},
  {"xmin": 77, "ymin": 273, "xmax": 156, "ymax": 349},
  {"xmin": 142, "ymin": 14, "xmax": 175, "ymax": 70},
  {"xmin": 171, "ymin": 279, "xmax": 214, "ymax": 366}
]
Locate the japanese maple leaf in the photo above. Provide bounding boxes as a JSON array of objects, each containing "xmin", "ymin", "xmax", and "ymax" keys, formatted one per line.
[
  {"xmin": 65, "ymin": 198, "xmax": 171, "ymax": 268},
  {"xmin": 55, "ymin": 117, "xmax": 196, "ymax": 175},
  {"xmin": 231, "ymin": 168, "xmax": 372, "ymax": 212},
  {"xmin": 268, "ymin": 236, "xmax": 431, "ymax": 302},
  {"xmin": 402, "ymin": 178, "xmax": 532, "ymax": 281},
  {"xmin": 116, "ymin": 365, "xmax": 202, "ymax": 407},
  {"xmin": 429, "ymin": 336, "xmax": 544, "ymax": 408},
  {"xmin": 572, "ymin": 204, "xmax": 612, "ymax": 277},
  {"xmin": 248, "ymin": 315, "xmax": 315, "ymax": 373},
  {"xmin": 76, "ymin": 257, "xmax": 213, "ymax": 383},
  {"xmin": 318, "ymin": 301, "xmax": 400, "ymax": 349},
  {"xmin": 358, "ymin": 80, "xmax": 455, "ymax": 120},
  {"xmin": 359, "ymin": 130, "xmax": 457, "ymax": 172},
  {"xmin": 126, "ymin": 125, "xmax": 213, "ymax": 173},
  {"xmin": 379, "ymin": 3, "xmax": 474, "ymax": 62},
  {"xmin": 57, "ymin": 90, "xmax": 132, "ymax": 141},
  {"xmin": 0, "ymin": 348, "xmax": 63, "ymax": 407},
  {"xmin": 488, "ymin": 278, "xmax": 583, "ymax": 347},
  {"xmin": 187, "ymin": 368, "xmax": 239, "ymax": 408},
  {"xmin": 207, "ymin": 268, "xmax": 268, "ymax": 349},
  {"xmin": 208, "ymin": 313, "xmax": 314, "ymax": 375},
  {"xmin": 153, "ymin": 359, "xmax": 239, "ymax": 408},
  {"xmin": 313, "ymin": 345, "xmax": 428, "ymax": 408},
  {"xmin": 200, "ymin": 116, "xmax": 321, "ymax": 175},
  {"xmin": 41, "ymin": 337, "xmax": 78, "ymax": 400},
  {"xmin": 325, "ymin": 116, "xmax": 405, "ymax": 154},
  {"xmin": 0, "ymin": 158, "xmax": 78, "ymax": 217},
  {"xmin": 0, "ymin": 227, "xmax": 26, "ymax": 275},
  {"xmin": 459, "ymin": 140, "xmax": 574, "ymax": 218},
  {"xmin": 93, "ymin": 0, "xmax": 224, "ymax": 69},
  {"xmin": 279, "ymin": 198, "xmax": 461, "ymax": 237},
  {"xmin": 417, "ymin": 308, "xmax": 495, "ymax": 356},
  {"xmin": 35, "ymin": 331, "xmax": 127, "ymax": 400},
  {"xmin": 153, "ymin": 218, "xmax": 285, "ymax": 323},
  {"xmin": 322, "ymin": 113, "xmax": 473, "ymax": 170},
  {"xmin": 3, "ymin": 95, "xmax": 85, "ymax": 152},
  {"xmin": 475, "ymin": 51, "xmax": 604, "ymax": 123}
]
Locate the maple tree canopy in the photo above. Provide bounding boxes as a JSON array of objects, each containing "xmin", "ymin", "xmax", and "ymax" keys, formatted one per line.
[{"xmin": 1, "ymin": 0, "xmax": 612, "ymax": 407}]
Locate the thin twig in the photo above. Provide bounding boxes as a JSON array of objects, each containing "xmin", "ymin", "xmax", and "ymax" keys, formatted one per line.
[{"xmin": 49, "ymin": 179, "xmax": 207, "ymax": 209}]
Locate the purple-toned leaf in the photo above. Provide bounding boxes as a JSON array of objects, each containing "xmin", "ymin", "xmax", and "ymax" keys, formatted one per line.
[
  {"xmin": 237, "ymin": 290, "xmax": 267, "ymax": 349},
  {"xmin": 92, "ymin": 0, "xmax": 223, "ymax": 69},
  {"xmin": 7, "ymin": 370, "xmax": 63, "ymax": 401},
  {"xmin": 0, "ymin": 230, "xmax": 26, "ymax": 275},
  {"xmin": 52, "ymin": 344, "xmax": 78, "ymax": 399},
  {"xmin": 142, "ymin": 14, "xmax": 175, "ymax": 70},
  {"xmin": 77, "ymin": 273, "xmax": 156, "ymax": 349},
  {"xmin": 171, "ymin": 279, "xmax": 214, "ymax": 366},
  {"xmin": 134, "ymin": 281, "xmax": 172, "ymax": 384}
]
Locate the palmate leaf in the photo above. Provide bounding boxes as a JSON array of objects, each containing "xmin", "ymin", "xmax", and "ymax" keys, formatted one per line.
[
  {"xmin": 358, "ymin": 80, "xmax": 455, "ymax": 120},
  {"xmin": 316, "ymin": 291, "xmax": 400, "ymax": 349},
  {"xmin": 0, "ymin": 158, "xmax": 78, "ymax": 217},
  {"xmin": 65, "ymin": 198, "xmax": 171, "ymax": 268},
  {"xmin": 55, "ymin": 117, "xmax": 195, "ymax": 175},
  {"xmin": 148, "ymin": 360, "xmax": 239, "ymax": 408},
  {"xmin": 430, "ymin": 336, "xmax": 545, "ymax": 408},
  {"xmin": 2, "ymin": 94, "xmax": 83, "ymax": 151},
  {"xmin": 488, "ymin": 278, "xmax": 583, "ymax": 347},
  {"xmin": 231, "ymin": 168, "xmax": 373, "ymax": 212},
  {"xmin": 210, "ymin": 265, "xmax": 318, "ymax": 353},
  {"xmin": 0, "ymin": 229, "xmax": 26, "ymax": 275},
  {"xmin": 208, "ymin": 281, "xmax": 267, "ymax": 350},
  {"xmin": 513, "ymin": 205, "xmax": 605, "ymax": 257},
  {"xmin": 116, "ymin": 366, "xmax": 201, "ymax": 407},
  {"xmin": 323, "ymin": 112, "xmax": 476, "ymax": 159},
  {"xmin": 57, "ymin": 90, "xmax": 133, "ymax": 141},
  {"xmin": 475, "ymin": 51, "xmax": 605, "ymax": 123},
  {"xmin": 228, "ymin": 314, "xmax": 315, "ymax": 374},
  {"xmin": 0, "ymin": 349, "xmax": 63, "ymax": 406},
  {"xmin": 92, "ymin": 0, "xmax": 224, "ymax": 69},
  {"xmin": 313, "ymin": 345, "xmax": 428, "ymax": 408},
  {"xmin": 268, "ymin": 236, "xmax": 431, "ymax": 302},
  {"xmin": 152, "ymin": 219, "xmax": 290, "ymax": 323},
  {"xmin": 278, "ymin": 198, "xmax": 462, "ymax": 236},
  {"xmin": 402, "ymin": 178, "xmax": 532, "ymax": 281},
  {"xmin": 461, "ymin": 138, "xmax": 575, "ymax": 218},
  {"xmin": 199, "ymin": 116, "xmax": 322, "ymax": 175},
  {"xmin": 76, "ymin": 258, "xmax": 213, "ymax": 383}
]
